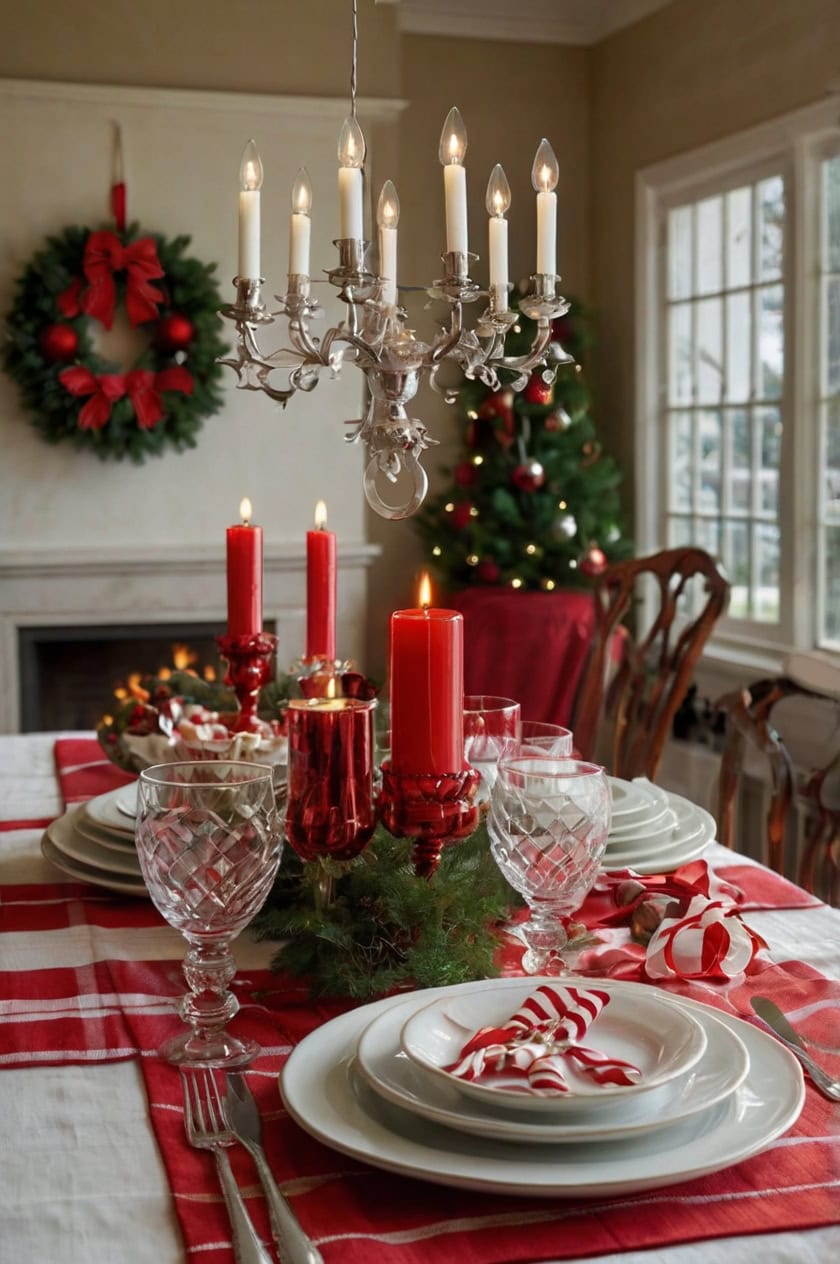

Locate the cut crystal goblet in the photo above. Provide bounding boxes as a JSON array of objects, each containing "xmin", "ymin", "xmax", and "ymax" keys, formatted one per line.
[
  {"xmin": 488, "ymin": 757, "xmax": 611, "ymax": 974},
  {"xmin": 136, "ymin": 760, "xmax": 282, "ymax": 1068}
]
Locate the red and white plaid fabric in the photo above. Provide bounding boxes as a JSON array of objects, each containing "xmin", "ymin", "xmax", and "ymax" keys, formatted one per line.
[{"xmin": 0, "ymin": 738, "xmax": 837, "ymax": 1263}]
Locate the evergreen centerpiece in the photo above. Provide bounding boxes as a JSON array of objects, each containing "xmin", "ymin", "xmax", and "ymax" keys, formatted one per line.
[{"xmin": 415, "ymin": 297, "xmax": 631, "ymax": 590}]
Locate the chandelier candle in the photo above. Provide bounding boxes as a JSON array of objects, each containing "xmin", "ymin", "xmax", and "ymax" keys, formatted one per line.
[
  {"xmin": 486, "ymin": 163, "xmax": 511, "ymax": 311},
  {"xmin": 389, "ymin": 574, "xmax": 465, "ymax": 774},
  {"xmin": 238, "ymin": 140, "xmax": 263, "ymax": 280},
  {"xmin": 338, "ymin": 115, "xmax": 366, "ymax": 240},
  {"xmin": 532, "ymin": 138, "xmax": 559, "ymax": 277},
  {"xmin": 306, "ymin": 500, "xmax": 337, "ymax": 662},
  {"xmin": 288, "ymin": 168, "xmax": 312, "ymax": 277},
  {"xmin": 226, "ymin": 498, "xmax": 263, "ymax": 638},
  {"xmin": 285, "ymin": 692, "xmax": 376, "ymax": 861},
  {"xmin": 440, "ymin": 107, "xmax": 469, "ymax": 262},
  {"xmin": 377, "ymin": 181, "xmax": 399, "ymax": 307}
]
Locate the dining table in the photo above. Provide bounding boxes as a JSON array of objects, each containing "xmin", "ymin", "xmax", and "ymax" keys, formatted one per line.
[{"xmin": 1, "ymin": 731, "xmax": 839, "ymax": 1264}]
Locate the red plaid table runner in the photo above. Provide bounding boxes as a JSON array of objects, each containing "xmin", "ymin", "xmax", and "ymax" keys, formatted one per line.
[{"xmin": 1, "ymin": 738, "xmax": 838, "ymax": 1261}]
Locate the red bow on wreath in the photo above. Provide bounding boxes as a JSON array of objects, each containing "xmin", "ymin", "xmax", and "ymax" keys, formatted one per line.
[
  {"xmin": 59, "ymin": 365, "xmax": 193, "ymax": 431},
  {"xmin": 57, "ymin": 231, "xmax": 165, "ymax": 330}
]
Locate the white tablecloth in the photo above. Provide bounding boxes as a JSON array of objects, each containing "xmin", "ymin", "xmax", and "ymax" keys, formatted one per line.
[{"xmin": 1, "ymin": 734, "xmax": 838, "ymax": 1263}]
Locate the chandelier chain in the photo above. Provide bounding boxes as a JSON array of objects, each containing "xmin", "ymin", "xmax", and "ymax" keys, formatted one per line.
[{"xmin": 350, "ymin": 0, "xmax": 358, "ymax": 119}]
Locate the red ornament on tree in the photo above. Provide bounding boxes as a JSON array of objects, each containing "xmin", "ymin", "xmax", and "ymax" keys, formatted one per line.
[
  {"xmin": 477, "ymin": 558, "xmax": 501, "ymax": 584},
  {"xmin": 511, "ymin": 459, "xmax": 545, "ymax": 493},
  {"xmin": 39, "ymin": 323, "xmax": 78, "ymax": 363},
  {"xmin": 155, "ymin": 313, "xmax": 195, "ymax": 354},
  {"xmin": 579, "ymin": 543, "xmax": 608, "ymax": 577},
  {"xmin": 454, "ymin": 460, "xmax": 478, "ymax": 488},
  {"xmin": 523, "ymin": 374, "xmax": 554, "ymax": 407},
  {"xmin": 451, "ymin": 501, "xmax": 474, "ymax": 530}
]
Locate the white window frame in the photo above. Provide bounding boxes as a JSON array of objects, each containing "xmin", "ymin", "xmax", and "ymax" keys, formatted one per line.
[{"xmin": 636, "ymin": 96, "xmax": 840, "ymax": 686}]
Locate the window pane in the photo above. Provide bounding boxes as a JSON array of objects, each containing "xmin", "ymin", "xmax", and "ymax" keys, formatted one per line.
[
  {"xmin": 695, "ymin": 517, "xmax": 720, "ymax": 560},
  {"xmin": 758, "ymin": 406, "xmax": 782, "ymax": 517},
  {"xmin": 698, "ymin": 410, "xmax": 722, "ymax": 513},
  {"xmin": 726, "ymin": 291, "xmax": 751, "ymax": 401},
  {"xmin": 669, "ymin": 303, "xmax": 693, "ymax": 404},
  {"xmin": 822, "ymin": 525, "xmax": 840, "ymax": 645},
  {"xmin": 697, "ymin": 297, "xmax": 723, "ymax": 403},
  {"xmin": 823, "ymin": 155, "xmax": 840, "ymax": 274},
  {"xmin": 728, "ymin": 408, "xmax": 751, "ymax": 513},
  {"xmin": 726, "ymin": 186, "xmax": 752, "ymax": 288},
  {"xmin": 759, "ymin": 285, "xmax": 784, "ymax": 399},
  {"xmin": 724, "ymin": 520, "xmax": 750, "ymax": 618},
  {"xmin": 668, "ymin": 516, "xmax": 693, "ymax": 548},
  {"xmin": 758, "ymin": 175, "xmax": 784, "ymax": 281},
  {"xmin": 754, "ymin": 522, "xmax": 780, "ymax": 622},
  {"xmin": 697, "ymin": 196, "xmax": 722, "ymax": 295},
  {"xmin": 668, "ymin": 205, "xmax": 693, "ymax": 299},
  {"xmin": 669, "ymin": 412, "xmax": 693, "ymax": 510},
  {"xmin": 826, "ymin": 398, "xmax": 840, "ymax": 521},
  {"xmin": 826, "ymin": 277, "xmax": 840, "ymax": 394}
]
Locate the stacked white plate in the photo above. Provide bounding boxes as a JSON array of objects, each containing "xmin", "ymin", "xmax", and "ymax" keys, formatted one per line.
[
  {"xmin": 603, "ymin": 777, "xmax": 716, "ymax": 873},
  {"xmin": 281, "ymin": 975, "xmax": 805, "ymax": 1197},
  {"xmin": 41, "ymin": 783, "xmax": 147, "ymax": 897}
]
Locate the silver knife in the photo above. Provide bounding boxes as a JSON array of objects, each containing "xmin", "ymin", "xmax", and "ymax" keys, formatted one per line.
[
  {"xmin": 226, "ymin": 1072, "xmax": 325, "ymax": 1264},
  {"xmin": 750, "ymin": 996, "xmax": 840, "ymax": 1101}
]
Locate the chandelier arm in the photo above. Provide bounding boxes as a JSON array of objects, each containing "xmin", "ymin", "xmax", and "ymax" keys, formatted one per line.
[
  {"xmin": 430, "ymin": 303, "xmax": 465, "ymax": 365},
  {"xmin": 493, "ymin": 321, "xmax": 553, "ymax": 375},
  {"xmin": 287, "ymin": 316, "xmax": 323, "ymax": 362}
]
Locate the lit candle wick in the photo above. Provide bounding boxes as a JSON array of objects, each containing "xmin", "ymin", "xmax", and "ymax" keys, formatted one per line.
[
  {"xmin": 418, "ymin": 571, "xmax": 432, "ymax": 612},
  {"xmin": 239, "ymin": 496, "xmax": 252, "ymax": 526}
]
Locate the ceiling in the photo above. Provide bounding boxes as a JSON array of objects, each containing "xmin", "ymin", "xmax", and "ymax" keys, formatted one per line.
[{"xmin": 390, "ymin": 0, "xmax": 674, "ymax": 46}]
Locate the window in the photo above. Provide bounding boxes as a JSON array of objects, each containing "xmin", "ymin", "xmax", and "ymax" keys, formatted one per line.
[{"xmin": 637, "ymin": 99, "xmax": 840, "ymax": 667}]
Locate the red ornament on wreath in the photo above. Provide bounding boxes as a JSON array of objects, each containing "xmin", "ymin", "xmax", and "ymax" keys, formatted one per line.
[
  {"xmin": 38, "ymin": 323, "xmax": 78, "ymax": 363},
  {"xmin": 454, "ymin": 460, "xmax": 478, "ymax": 488},
  {"xmin": 511, "ymin": 459, "xmax": 545, "ymax": 493},
  {"xmin": 523, "ymin": 373, "xmax": 554, "ymax": 407},
  {"xmin": 155, "ymin": 312, "xmax": 195, "ymax": 355},
  {"xmin": 580, "ymin": 543, "xmax": 608, "ymax": 577}
]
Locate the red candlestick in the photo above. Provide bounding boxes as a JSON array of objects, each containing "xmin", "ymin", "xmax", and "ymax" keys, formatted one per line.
[
  {"xmin": 226, "ymin": 497, "xmax": 263, "ymax": 637},
  {"xmin": 389, "ymin": 576, "xmax": 465, "ymax": 775},
  {"xmin": 306, "ymin": 500, "xmax": 337, "ymax": 661}
]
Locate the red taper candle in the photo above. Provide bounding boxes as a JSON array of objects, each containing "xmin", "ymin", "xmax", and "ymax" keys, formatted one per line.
[
  {"xmin": 226, "ymin": 497, "xmax": 263, "ymax": 637},
  {"xmin": 389, "ymin": 573, "xmax": 465, "ymax": 774},
  {"xmin": 306, "ymin": 499, "xmax": 337, "ymax": 661}
]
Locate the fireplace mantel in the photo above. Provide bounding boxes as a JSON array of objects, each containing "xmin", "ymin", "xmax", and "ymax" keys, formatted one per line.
[{"xmin": 0, "ymin": 542, "xmax": 379, "ymax": 733}]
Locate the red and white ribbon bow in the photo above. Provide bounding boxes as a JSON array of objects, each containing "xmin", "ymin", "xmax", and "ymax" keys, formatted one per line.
[
  {"xmin": 645, "ymin": 895, "xmax": 766, "ymax": 981},
  {"xmin": 445, "ymin": 983, "xmax": 641, "ymax": 1095}
]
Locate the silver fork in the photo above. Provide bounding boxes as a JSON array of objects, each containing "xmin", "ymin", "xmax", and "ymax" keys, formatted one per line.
[{"xmin": 181, "ymin": 1070, "xmax": 274, "ymax": 1264}]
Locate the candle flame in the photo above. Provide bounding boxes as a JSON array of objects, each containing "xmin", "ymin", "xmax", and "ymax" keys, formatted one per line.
[
  {"xmin": 240, "ymin": 497, "xmax": 252, "ymax": 525},
  {"xmin": 326, "ymin": 675, "xmax": 337, "ymax": 700},
  {"xmin": 314, "ymin": 499, "xmax": 328, "ymax": 529},
  {"xmin": 418, "ymin": 572, "xmax": 432, "ymax": 609}
]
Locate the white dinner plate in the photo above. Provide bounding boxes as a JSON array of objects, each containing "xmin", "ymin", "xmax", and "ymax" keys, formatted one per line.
[
  {"xmin": 74, "ymin": 809, "xmax": 138, "ymax": 855},
  {"xmin": 115, "ymin": 786, "xmax": 138, "ymax": 819},
  {"xmin": 45, "ymin": 809, "xmax": 143, "ymax": 877},
  {"xmin": 607, "ymin": 777, "xmax": 668, "ymax": 823},
  {"xmin": 356, "ymin": 991, "xmax": 748, "ymax": 1144},
  {"xmin": 281, "ymin": 981, "xmax": 804, "ymax": 1198},
  {"xmin": 603, "ymin": 792, "xmax": 716, "ymax": 874},
  {"xmin": 41, "ymin": 834, "xmax": 149, "ymax": 898},
  {"xmin": 399, "ymin": 978, "xmax": 707, "ymax": 1112},
  {"xmin": 607, "ymin": 808, "xmax": 680, "ymax": 849},
  {"xmin": 83, "ymin": 787, "xmax": 137, "ymax": 836}
]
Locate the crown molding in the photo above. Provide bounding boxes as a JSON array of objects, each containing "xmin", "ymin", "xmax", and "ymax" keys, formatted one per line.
[{"xmin": 395, "ymin": 0, "xmax": 672, "ymax": 47}]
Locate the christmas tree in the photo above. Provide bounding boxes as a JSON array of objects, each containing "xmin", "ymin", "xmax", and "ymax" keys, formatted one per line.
[{"xmin": 415, "ymin": 296, "xmax": 632, "ymax": 591}]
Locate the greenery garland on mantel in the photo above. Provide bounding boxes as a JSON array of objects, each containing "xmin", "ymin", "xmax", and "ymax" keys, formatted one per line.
[{"xmin": 3, "ymin": 222, "xmax": 227, "ymax": 462}]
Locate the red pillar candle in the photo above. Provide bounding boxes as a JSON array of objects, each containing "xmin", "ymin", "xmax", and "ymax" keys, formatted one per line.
[
  {"xmin": 306, "ymin": 499, "xmax": 337, "ymax": 661},
  {"xmin": 226, "ymin": 497, "xmax": 263, "ymax": 637},
  {"xmin": 389, "ymin": 573, "xmax": 465, "ymax": 774}
]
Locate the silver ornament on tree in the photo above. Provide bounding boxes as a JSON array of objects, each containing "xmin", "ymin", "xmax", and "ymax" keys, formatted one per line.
[
  {"xmin": 552, "ymin": 512, "xmax": 577, "ymax": 540},
  {"xmin": 545, "ymin": 405, "xmax": 572, "ymax": 432},
  {"xmin": 511, "ymin": 419, "xmax": 545, "ymax": 493}
]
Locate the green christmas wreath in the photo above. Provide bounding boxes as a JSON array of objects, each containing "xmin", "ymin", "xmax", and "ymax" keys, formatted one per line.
[{"xmin": 3, "ymin": 222, "xmax": 227, "ymax": 461}]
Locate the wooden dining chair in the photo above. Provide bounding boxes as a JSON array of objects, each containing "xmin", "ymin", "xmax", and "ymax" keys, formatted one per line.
[
  {"xmin": 572, "ymin": 546, "xmax": 730, "ymax": 781},
  {"xmin": 715, "ymin": 676, "xmax": 840, "ymax": 905}
]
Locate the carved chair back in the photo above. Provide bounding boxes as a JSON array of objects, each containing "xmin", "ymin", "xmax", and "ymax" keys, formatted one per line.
[
  {"xmin": 573, "ymin": 547, "xmax": 730, "ymax": 781},
  {"xmin": 715, "ymin": 676, "xmax": 840, "ymax": 905}
]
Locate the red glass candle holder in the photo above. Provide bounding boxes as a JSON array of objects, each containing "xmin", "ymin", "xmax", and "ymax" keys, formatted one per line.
[
  {"xmin": 216, "ymin": 632, "xmax": 279, "ymax": 733},
  {"xmin": 285, "ymin": 697, "xmax": 377, "ymax": 861},
  {"xmin": 377, "ymin": 761, "xmax": 481, "ymax": 878}
]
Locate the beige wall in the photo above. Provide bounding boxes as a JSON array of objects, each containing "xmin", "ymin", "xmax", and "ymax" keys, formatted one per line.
[{"xmin": 590, "ymin": 0, "xmax": 840, "ymax": 523}]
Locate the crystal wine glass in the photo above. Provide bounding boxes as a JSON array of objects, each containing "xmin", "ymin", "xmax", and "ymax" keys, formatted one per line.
[
  {"xmin": 463, "ymin": 695, "xmax": 521, "ymax": 802},
  {"xmin": 136, "ymin": 760, "xmax": 282, "ymax": 1068},
  {"xmin": 501, "ymin": 719, "xmax": 574, "ymax": 759},
  {"xmin": 488, "ymin": 756, "xmax": 611, "ymax": 974}
]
